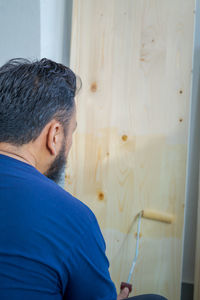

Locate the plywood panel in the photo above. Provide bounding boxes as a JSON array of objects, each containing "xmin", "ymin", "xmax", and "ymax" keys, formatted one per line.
[{"xmin": 67, "ymin": 1, "xmax": 195, "ymax": 299}]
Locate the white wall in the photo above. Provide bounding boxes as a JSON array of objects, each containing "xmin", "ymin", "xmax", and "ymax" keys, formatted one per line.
[
  {"xmin": 40, "ymin": 0, "xmax": 72, "ymax": 66},
  {"xmin": 0, "ymin": 0, "xmax": 40, "ymax": 66},
  {"xmin": 0, "ymin": 0, "xmax": 72, "ymax": 66},
  {"xmin": 182, "ymin": 0, "xmax": 200, "ymax": 284}
]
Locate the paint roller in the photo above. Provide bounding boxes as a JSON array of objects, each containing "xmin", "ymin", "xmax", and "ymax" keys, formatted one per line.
[{"xmin": 120, "ymin": 209, "xmax": 174, "ymax": 294}]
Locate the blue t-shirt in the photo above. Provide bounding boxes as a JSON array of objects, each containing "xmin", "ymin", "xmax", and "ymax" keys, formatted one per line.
[{"xmin": 0, "ymin": 154, "xmax": 117, "ymax": 300}]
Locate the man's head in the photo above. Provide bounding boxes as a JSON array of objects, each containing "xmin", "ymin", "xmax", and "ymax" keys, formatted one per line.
[{"xmin": 0, "ymin": 58, "xmax": 79, "ymax": 183}]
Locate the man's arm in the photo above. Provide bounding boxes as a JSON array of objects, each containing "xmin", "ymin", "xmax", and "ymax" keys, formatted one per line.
[{"xmin": 63, "ymin": 206, "xmax": 117, "ymax": 300}]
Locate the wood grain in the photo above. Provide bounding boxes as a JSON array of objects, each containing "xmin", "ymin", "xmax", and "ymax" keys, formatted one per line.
[{"xmin": 67, "ymin": 1, "xmax": 195, "ymax": 299}]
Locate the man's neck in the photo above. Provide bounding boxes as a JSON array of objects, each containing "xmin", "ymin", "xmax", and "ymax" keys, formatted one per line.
[{"xmin": 0, "ymin": 143, "xmax": 36, "ymax": 168}]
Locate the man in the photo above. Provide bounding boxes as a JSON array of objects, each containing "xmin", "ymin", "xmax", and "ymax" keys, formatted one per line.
[{"xmin": 0, "ymin": 58, "xmax": 129, "ymax": 300}]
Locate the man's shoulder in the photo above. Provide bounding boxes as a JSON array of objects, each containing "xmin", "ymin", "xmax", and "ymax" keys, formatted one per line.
[{"xmin": 26, "ymin": 172, "xmax": 96, "ymax": 225}]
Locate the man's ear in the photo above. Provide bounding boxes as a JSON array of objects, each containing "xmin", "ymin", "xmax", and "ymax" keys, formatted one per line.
[{"xmin": 46, "ymin": 120, "xmax": 62, "ymax": 156}]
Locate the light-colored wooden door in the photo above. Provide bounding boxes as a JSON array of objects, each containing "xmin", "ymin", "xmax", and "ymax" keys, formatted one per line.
[{"xmin": 66, "ymin": 1, "xmax": 195, "ymax": 299}]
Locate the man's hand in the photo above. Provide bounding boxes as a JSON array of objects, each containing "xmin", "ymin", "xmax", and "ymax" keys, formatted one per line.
[{"xmin": 117, "ymin": 287, "xmax": 130, "ymax": 300}]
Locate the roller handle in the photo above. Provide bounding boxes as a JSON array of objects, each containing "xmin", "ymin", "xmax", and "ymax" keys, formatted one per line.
[{"xmin": 120, "ymin": 282, "xmax": 132, "ymax": 294}]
